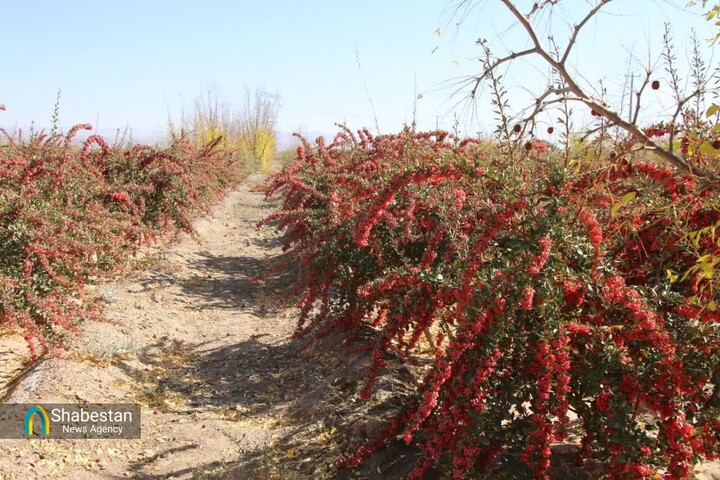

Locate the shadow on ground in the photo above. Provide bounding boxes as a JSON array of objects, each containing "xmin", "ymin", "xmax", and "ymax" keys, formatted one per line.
[
  {"xmin": 114, "ymin": 328, "xmax": 604, "ymax": 479},
  {"xmin": 183, "ymin": 250, "xmax": 297, "ymax": 315},
  {"xmin": 113, "ymin": 327, "xmax": 421, "ymax": 479},
  {"xmin": 136, "ymin": 249, "xmax": 298, "ymax": 317}
]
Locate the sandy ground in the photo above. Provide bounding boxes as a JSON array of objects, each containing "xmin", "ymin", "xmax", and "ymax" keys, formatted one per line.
[{"xmin": 0, "ymin": 171, "xmax": 718, "ymax": 480}]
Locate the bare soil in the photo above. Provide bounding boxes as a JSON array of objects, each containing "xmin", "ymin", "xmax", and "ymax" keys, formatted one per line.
[{"xmin": 0, "ymin": 171, "xmax": 718, "ymax": 480}]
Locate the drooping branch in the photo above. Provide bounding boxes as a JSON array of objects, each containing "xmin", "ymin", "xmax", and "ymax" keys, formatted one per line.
[{"xmin": 470, "ymin": 45, "xmax": 538, "ymax": 98}]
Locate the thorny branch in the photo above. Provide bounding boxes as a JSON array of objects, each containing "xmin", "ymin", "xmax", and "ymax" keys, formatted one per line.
[{"xmin": 527, "ymin": 0, "xmax": 559, "ymax": 19}]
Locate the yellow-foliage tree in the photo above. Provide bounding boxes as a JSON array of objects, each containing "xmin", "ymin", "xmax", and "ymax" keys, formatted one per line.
[
  {"xmin": 171, "ymin": 86, "xmax": 280, "ymax": 171},
  {"xmin": 196, "ymin": 121, "xmax": 229, "ymax": 149},
  {"xmin": 238, "ymin": 89, "xmax": 280, "ymax": 171},
  {"xmin": 239, "ymin": 126, "xmax": 275, "ymax": 169}
]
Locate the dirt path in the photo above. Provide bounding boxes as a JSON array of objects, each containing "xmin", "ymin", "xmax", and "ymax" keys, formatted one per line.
[{"xmin": 0, "ymin": 172, "xmax": 291, "ymax": 479}]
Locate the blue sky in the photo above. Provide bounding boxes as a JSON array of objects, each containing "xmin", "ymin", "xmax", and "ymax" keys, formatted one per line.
[{"xmin": 0, "ymin": 1, "xmax": 715, "ymax": 144}]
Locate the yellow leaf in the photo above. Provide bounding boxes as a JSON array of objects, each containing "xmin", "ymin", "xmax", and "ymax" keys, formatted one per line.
[
  {"xmin": 707, "ymin": 104, "xmax": 720, "ymax": 117},
  {"xmin": 452, "ymin": 60, "xmax": 461, "ymax": 67},
  {"xmin": 681, "ymin": 268, "xmax": 694, "ymax": 282},
  {"xmin": 611, "ymin": 203, "xmax": 621, "ymax": 217},
  {"xmin": 709, "ymin": 300, "xmax": 718, "ymax": 312},
  {"xmin": 700, "ymin": 141, "xmax": 716, "ymax": 156},
  {"xmin": 693, "ymin": 233, "xmax": 702, "ymax": 249},
  {"xmin": 621, "ymin": 192, "xmax": 637, "ymax": 203},
  {"xmin": 699, "ymin": 262, "xmax": 714, "ymax": 275},
  {"xmin": 667, "ymin": 270, "xmax": 679, "ymax": 283},
  {"xmin": 573, "ymin": 161, "xmax": 582, "ymax": 176}
]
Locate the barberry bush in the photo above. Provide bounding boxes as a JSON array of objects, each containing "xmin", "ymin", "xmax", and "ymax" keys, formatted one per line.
[
  {"xmin": 263, "ymin": 124, "xmax": 720, "ymax": 478},
  {"xmin": 0, "ymin": 113, "xmax": 243, "ymax": 357}
]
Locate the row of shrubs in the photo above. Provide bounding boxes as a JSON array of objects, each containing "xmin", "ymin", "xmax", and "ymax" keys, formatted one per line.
[
  {"xmin": 0, "ymin": 118, "xmax": 245, "ymax": 357},
  {"xmin": 264, "ymin": 126, "xmax": 720, "ymax": 479}
]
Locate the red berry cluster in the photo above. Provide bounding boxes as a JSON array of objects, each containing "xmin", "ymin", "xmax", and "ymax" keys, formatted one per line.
[
  {"xmin": 643, "ymin": 122, "xmax": 673, "ymax": 138},
  {"xmin": 1, "ymin": 121, "xmax": 243, "ymax": 356},
  {"xmin": 265, "ymin": 125, "xmax": 720, "ymax": 478}
]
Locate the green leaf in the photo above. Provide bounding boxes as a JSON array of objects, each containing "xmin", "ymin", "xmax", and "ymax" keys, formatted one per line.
[
  {"xmin": 621, "ymin": 192, "xmax": 637, "ymax": 203},
  {"xmin": 707, "ymin": 104, "xmax": 720, "ymax": 117}
]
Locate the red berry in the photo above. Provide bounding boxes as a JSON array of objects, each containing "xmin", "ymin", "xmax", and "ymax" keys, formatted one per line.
[
  {"xmin": 547, "ymin": 127, "xmax": 554, "ymax": 134},
  {"xmin": 651, "ymin": 80, "xmax": 660, "ymax": 90},
  {"xmin": 712, "ymin": 140, "xmax": 720, "ymax": 150},
  {"xmin": 524, "ymin": 141, "xmax": 532, "ymax": 151},
  {"xmin": 609, "ymin": 152, "xmax": 617, "ymax": 160},
  {"xmin": 513, "ymin": 124, "xmax": 522, "ymax": 133},
  {"xmin": 591, "ymin": 109, "xmax": 599, "ymax": 117}
]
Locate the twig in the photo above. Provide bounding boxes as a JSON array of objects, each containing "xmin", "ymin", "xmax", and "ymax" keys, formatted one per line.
[{"xmin": 492, "ymin": 0, "xmax": 720, "ymax": 184}]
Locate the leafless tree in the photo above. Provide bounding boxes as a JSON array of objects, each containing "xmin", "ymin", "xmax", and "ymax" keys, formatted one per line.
[{"xmin": 458, "ymin": 0, "xmax": 720, "ymax": 184}]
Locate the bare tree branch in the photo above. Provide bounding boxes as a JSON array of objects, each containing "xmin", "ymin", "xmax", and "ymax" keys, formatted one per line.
[
  {"xmin": 560, "ymin": 0, "xmax": 611, "ymax": 65},
  {"xmin": 478, "ymin": 0, "xmax": 720, "ymax": 184},
  {"xmin": 527, "ymin": 0, "xmax": 559, "ymax": 19},
  {"xmin": 631, "ymin": 68, "xmax": 653, "ymax": 126}
]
